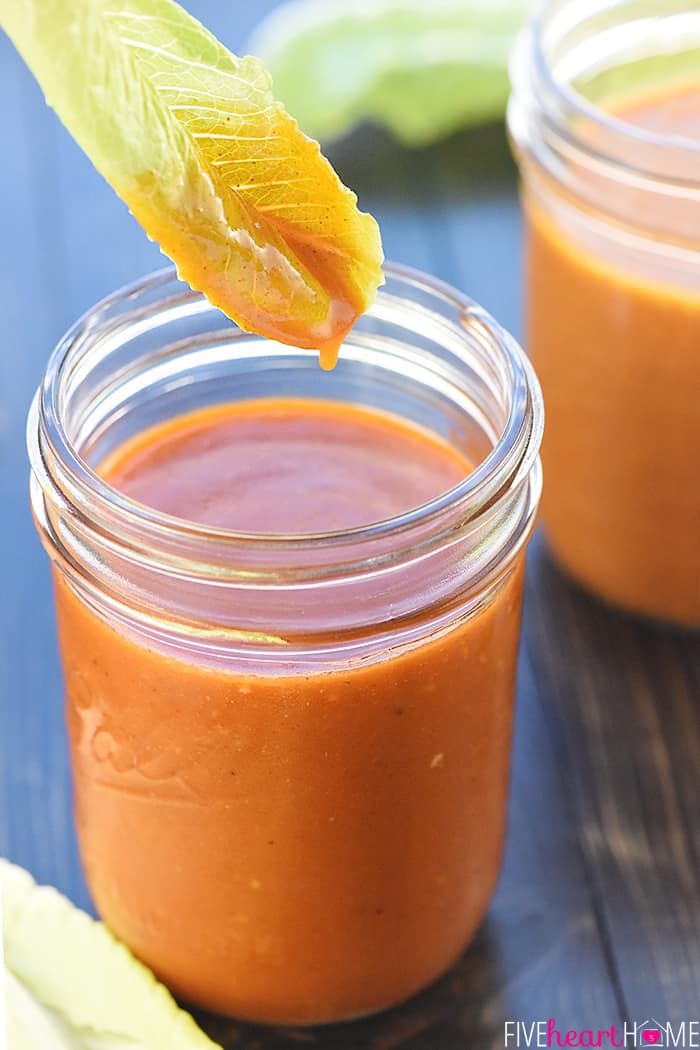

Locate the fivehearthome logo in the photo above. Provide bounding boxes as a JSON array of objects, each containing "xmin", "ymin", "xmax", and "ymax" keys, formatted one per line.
[{"xmin": 504, "ymin": 1018, "xmax": 700, "ymax": 1047}]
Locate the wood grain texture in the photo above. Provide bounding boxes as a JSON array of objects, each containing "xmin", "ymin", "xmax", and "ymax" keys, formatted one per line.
[{"xmin": 1, "ymin": 2, "xmax": 699, "ymax": 1048}]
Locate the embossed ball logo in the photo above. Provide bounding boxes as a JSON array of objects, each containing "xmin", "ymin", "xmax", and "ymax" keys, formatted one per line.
[{"xmin": 642, "ymin": 1031, "xmax": 661, "ymax": 1045}]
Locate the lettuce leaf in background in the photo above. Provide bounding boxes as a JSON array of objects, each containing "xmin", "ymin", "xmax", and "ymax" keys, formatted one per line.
[
  {"xmin": 250, "ymin": 0, "xmax": 531, "ymax": 146},
  {"xmin": 2, "ymin": 860, "xmax": 220, "ymax": 1050}
]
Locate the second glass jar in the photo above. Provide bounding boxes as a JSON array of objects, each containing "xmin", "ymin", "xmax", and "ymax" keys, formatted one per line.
[{"xmin": 509, "ymin": 0, "xmax": 700, "ymax": 627}]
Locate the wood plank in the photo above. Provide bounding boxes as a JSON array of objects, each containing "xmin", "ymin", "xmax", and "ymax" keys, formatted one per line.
[
  {"xmin": 0, "ymin": 31, "xmax": 88, "ymax": 905},
  {"xmin": 524, "ymin": 536, "xmax": 700, "ymax": 1024},
  {"xmin": 421, "ymin": 124, "xmax": 523, "ymax": 338}
]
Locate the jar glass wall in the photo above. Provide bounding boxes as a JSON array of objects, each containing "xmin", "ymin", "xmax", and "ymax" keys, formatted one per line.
[
  {"xmin": 509, "ymin": 0, "xmax": 700, "ymax": 627},
  {"xmin": 28, "ymin": 264, "xmax": 543, "ymax": 1024}
]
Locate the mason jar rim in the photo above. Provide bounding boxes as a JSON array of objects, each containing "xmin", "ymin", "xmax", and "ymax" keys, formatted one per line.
[
  {"xmin": 29, "ymin": 261, "xmax": 543, "ymax": 560},
  {"xmin": 510, "ymin": 0, "xmax": 700, "ymax": 195}
]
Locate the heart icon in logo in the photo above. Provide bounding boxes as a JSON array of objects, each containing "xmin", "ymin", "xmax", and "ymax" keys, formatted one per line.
[{"xmin": 643, "ymin": 1031, "xmax": 661, "ymax": 1045}]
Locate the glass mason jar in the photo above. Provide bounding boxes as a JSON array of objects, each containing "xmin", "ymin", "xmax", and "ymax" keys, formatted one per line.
[
  {"xmin": 28, "ymin": 263, "xmax": 543, "ymax": 1025},
  {"xmin": 509, "ymin": 0, "xmax": 700, "ymax": 627}
]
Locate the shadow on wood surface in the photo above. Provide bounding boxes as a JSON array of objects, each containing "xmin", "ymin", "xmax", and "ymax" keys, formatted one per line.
[
  {"xmin": 196, "ymin": 923, "xmax": 506, "ymax": 1050},
  {"xmin": 327, "ymin": 122, "xmax": 515, "ymax": 203},
  {"xmin": 524, "ymin": 535, "xmax": 700, "ymax": 1022}
]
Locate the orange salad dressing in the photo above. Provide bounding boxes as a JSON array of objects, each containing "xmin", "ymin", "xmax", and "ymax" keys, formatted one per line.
[
  {"xmin": 526, "ymin": 82, "xmax": 700, "ymax": 624},
  {"xmin": 54, "ymin": 397, "xmax": 526, "ymax": 1023}
]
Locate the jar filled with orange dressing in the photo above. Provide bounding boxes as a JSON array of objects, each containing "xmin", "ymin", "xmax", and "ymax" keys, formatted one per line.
[
  {"xmin": 28, "ymin": 264, "xmax": 542, "ymax": 1025},
  {"xmin": 509, "ymin": 0, "xmax": 700, "ymax": 626}
]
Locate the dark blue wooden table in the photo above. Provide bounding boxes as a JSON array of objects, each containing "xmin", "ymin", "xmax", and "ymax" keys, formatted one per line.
[{"xmin": 2, "ymin": 4, "xmax": 700, "ymax": 1048}]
